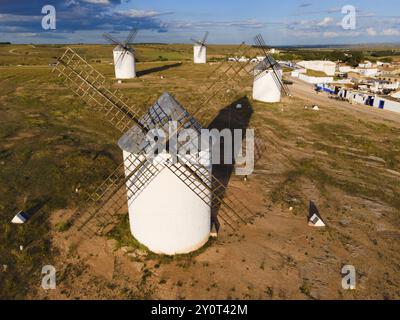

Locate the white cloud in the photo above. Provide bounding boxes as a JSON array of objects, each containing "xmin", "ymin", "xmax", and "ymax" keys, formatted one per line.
[
  {"xmin": 317, "ymin": 17, "xmax": 334, "ymax": 27},
  {"xmin": 287, "ymin": 16, "xmax": 337, "ymax": 32},
  {"xmin": 226, "ymin": 20, "xmax": 266, "ymax": 28},
  {"xmin": 323, "ymin": 30, "xmax": 361, "ymax": 38},
  {"xmin": 366, "ymin": 27, "xmax": 377, "ymax": 36},
  {"xmin": 323, "ymin": 31, "xmax": 339, "ymax": 38},
  {"xmin": 81, "ymin": 0, "xmax": 110, "ymax": 4},
  {"xmin": 322, "ymin": 27, "xmax": 400, "ymax": 38},
  {"xmin": 169, "ymin": 19, "xmax": 268, "ymax": 30},
  {"xmin": 16, "ymin": 33, "xmax": 37, "ymax": 37},
  {"xmin": 115, "ymin": 9, "xmax": 171, "ymax": 18},
  {"xmin": 0, "ymin": 14, "xmax": 41, "ymax": 22},
  {"xmin": 382, "ymin": 28, "xmax": 400, "ymax": 36}
]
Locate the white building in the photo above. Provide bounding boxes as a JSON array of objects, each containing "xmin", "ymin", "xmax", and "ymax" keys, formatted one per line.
[
  {"xmin": 238, "ymin": 56, "xmax": 249, "ymax": 63},
  {"xmin": 298, "ymin": 73, "xmax": 333, "ymax": 84},
  {"xmin": 253, "ymin": 57, "xmax": 282, "ymax": 103},
  {"xmin": 339, "ymin": 65, "xmax": 354, "ymax": 73},
  {"xmin": 194, "ymin": 43, "xmax": 207, "ymax": 64},
  {"xmin": 391, "ymin": 90, "xmax": 400, "ymax": 99},
  {"xmin": 291, "ymin": 68, "xmax": 306, "ymax": 78},
  {"xmin": 337, "ymin": 88, "xmax": 400, "ymax": 114},
  {"xmin": 355, "ymin": 68, "xmax": 379, "ymax": 77},
  {"xmin": 297, "ymin": 60, "xmax": 336, "ymax": 76},
  {"xmin": 291, "ymin": 70, "xmax": 300, "ymax": 78},
  {"xmin": 373, "ymin": 96, "xmax": 400, "ymax": 112},
  {"xmin": 359, "ymin": 61, "xmax": 373, "ymax": 68},
  {"xmin": 113, "ymin": 46, "xmax": 136, "ymax": 79},
  {"xmin": 118, "ymin": 92, "xmax": 212, "ymax": 255},
  {"xmin": 377, "ymin": 61, "xmax": 391, "ymax": 68}
]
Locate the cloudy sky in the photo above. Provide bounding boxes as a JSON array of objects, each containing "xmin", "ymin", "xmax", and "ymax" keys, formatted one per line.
[{"xmin": 0, "ymin": 0, "xmax": 399, "ymax": 45}]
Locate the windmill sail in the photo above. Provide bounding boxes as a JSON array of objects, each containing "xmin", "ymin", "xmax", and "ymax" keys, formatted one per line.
[
  {"xmin": 72, "ymin": 158, "xmax": 161, "ymax": 237},
  {"xmin": 53, "ymin": 44, "xmax": 258, "ymax": 239},
  {"xmin": 125, "ymin": 29, "xmax": 138, "ymax": 46},
  {"xmin": 254, "ymin": 34, "xmax": 290, "ymax": 96},
  {"xmin": 103, "ymin": 29, "xmax": 138, "ymax": 77},
  {"xmin": 192, "ymin": 31, "xmax": 209, "ymax": 62},
  {"xmin": 198, "ymin": 31, "xmax": 209, "ymax": 57},
  {"xmin": 118, "ymin": 92, "xmax": 254, "ymax": 231},
  {"xmin": 53, "ymin": 48, "xmax": 144, "ymax": 133}
]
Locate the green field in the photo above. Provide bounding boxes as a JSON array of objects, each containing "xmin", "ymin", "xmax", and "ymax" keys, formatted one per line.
[{"xmin": 0, "ymin": 43, "xmax": 245, "ymax": 66}]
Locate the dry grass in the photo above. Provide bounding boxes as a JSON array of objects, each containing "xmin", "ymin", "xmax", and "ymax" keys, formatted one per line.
[{"xmin": 1, "ymin": 44, "xmax": 400, "ymax": 299}]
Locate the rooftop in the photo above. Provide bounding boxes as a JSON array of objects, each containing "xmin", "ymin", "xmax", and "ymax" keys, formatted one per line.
[
  {"xmin": 118, "ymin": 92, "xmax": 203, "ymax": 154},
  {"xmin": 254, "ymin": 56, "xmax": 281, "ymax": 71}
]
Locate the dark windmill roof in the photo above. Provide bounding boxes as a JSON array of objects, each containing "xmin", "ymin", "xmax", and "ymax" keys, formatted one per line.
[
  {"xmin": 118, "ymin": 92, "xmax": 203, "ymax": 154},
  {"xmin": 254, "ymin": 56, "xmax": 282, "ymax": 71}
]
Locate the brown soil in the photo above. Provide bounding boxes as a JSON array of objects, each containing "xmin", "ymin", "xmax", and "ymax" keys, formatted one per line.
[{"xmin": 30, "ymin": 69, "xmax": 400, "ymax": 300}]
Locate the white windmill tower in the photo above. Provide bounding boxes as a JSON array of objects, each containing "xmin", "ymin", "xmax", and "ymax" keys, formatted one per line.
[
  {"xmin": 253, "ymin": 56, "xmax": 283, "ymax": 103},
  {"xmin": 53, "ymin": 46, "xmax": 254, "ymax": 257},
  {"xmin": 191, "ymin": 32, "xmax": 208, "ymax": 64},
  {"xmin": 252, "ymin": 34, "xmax": 291, "ymax": 103},
  {"xmin": 118, "ymin": 92, "xmax": 213, "ymax": 255},
  {"xmin": 103, "ymin": 29, "xmax": 138, "ymax": 79}
]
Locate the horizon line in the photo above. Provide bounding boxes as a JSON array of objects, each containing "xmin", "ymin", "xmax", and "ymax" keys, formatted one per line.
[{"xmin": 2, "ymin": 42, "xmax": 400, "ymax": 48}]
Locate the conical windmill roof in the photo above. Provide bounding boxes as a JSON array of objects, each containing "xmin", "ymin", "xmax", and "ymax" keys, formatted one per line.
[
  {"xmin": 118, "ymin": 92, "xmax": 203, "ymax": 155},
  {"xmin": 113, "ymin": 45, "xmax": 135, "ymax": 55},
  {"xmin": 254, "ymin": 56, "xmax": 281, "ymax": 71},
  {"xmin": 113, "ymin": 45, "xmax": 129, "ymax": 52}
]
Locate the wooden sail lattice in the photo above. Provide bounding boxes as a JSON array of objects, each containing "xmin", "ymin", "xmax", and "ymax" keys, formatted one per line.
[
  {"xmin": 53, "ymin": 43, "xmax": 259, "ymax": 238},
  {"xmin": 54, "ymin": 48, "xmax": 146, "ymax": 133},
  {"xmin": 74, "ymin": 156, "xmax": 160, "ymax": 237},
  {"xmin": 254, "ymin": 34, "xmax": 291, "ymax": 96}
]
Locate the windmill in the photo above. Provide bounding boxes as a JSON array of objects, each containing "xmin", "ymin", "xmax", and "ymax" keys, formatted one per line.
[
  {"xmin": 52, "ymin": 42, "xmax": 262, "ymax": 255},
  {"xmin": 308, "ymin": 201, "xmax": 326, "ymax": 227},
  {"xmin": 103, "ymin": 29, "xmax": 138, "ymax": 79},
  {"xmin": 252, "ymin": 34, "xmax": 291, "ymax": 103},
  {"xmin": 191, "ymin": 31, "xmax": 209, "ymax": 64}
]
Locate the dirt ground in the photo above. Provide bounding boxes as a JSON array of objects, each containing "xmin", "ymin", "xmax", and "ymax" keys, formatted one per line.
[
  {"xmin": 33, "ymin": 78, "xmax": 400, "ymax": 300},
  {"xmin": 1, "ymin": 44, "xmax": 399, "ymax": 299}
]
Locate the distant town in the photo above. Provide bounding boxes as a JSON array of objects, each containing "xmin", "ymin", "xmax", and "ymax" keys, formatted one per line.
[{"xmin": 229, "ymin": 48, "xmax": 400, "ymax": 113}]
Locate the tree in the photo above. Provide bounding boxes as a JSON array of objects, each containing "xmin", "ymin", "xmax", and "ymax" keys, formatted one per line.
[{"xmin": 346, "ymin": 51, "xmax": 364, "ymax": 67}]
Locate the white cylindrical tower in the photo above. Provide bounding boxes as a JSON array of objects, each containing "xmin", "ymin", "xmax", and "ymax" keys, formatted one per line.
[
  {"xmin": 123, "ymin": 151, "xmax": 212, "ymax": 255},
  {"xmin": 119, "ymin": 92, "xmax": 212, "ymax": 255},
  {"xmin": 193, "ymin": 44, "xmax": 207, "ymax": 64},
  {"xmin": 113, "ymin": 46, "xmax": 136, "ymax": 79},
  {"xmin": 253, "ymin": 68, "xmax": 282, "ymax": 103}
]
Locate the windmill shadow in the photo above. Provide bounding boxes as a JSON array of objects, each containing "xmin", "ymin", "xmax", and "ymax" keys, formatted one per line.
[
  {"xmin": 25, "ymin": 197, "xmax": 51, "ymax": 218},
  {"xmin": 206, "ymin": 96, "xmax": 254, "ymax": 231},
  {"xmin": 136, "ymin": 62, "xmax": 182, "ymax": 77}
]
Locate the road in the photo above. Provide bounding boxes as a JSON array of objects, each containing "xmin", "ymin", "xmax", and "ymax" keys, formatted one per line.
[{"xmin": 288, "ymin": 76, "xmax": 400, "ymax": 124}]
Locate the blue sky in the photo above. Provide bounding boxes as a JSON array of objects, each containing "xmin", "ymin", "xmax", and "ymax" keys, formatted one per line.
[{"xmin": 0, "ymin": 0, "xmax": 399, "ymax": 45}]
